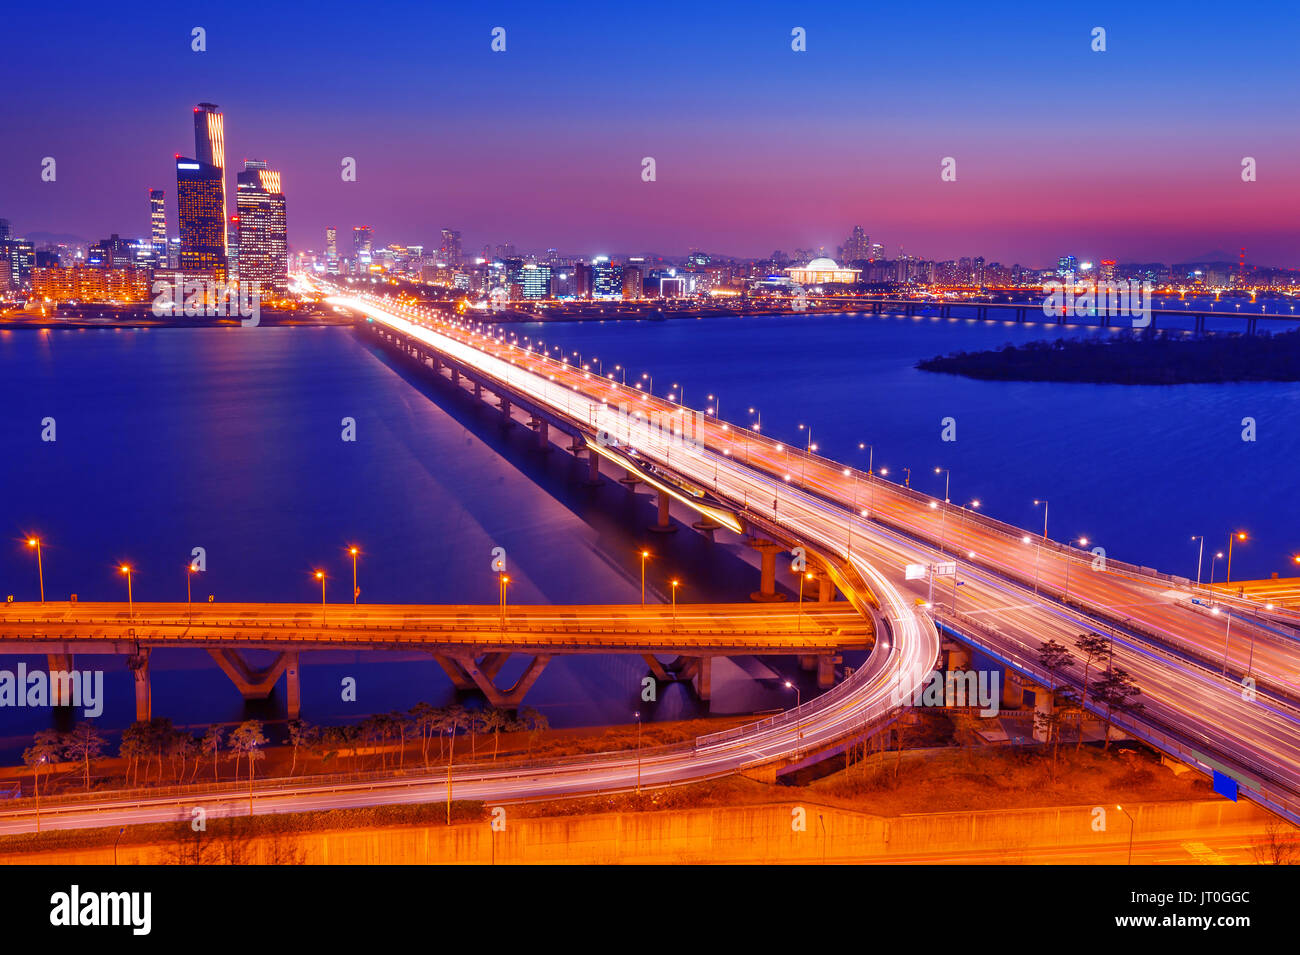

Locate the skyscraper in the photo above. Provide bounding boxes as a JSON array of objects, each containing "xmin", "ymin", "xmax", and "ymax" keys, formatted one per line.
[
  {"xmin": 326, "ymin": 227, "xmax": 339, "ymax": 275},
  {"xmin": 353, "ymin": 226, "xmax": 373, "ymax": 272},
  {"xmin": 439, "ymin": 229, "xmax": 462, "ymax": 267},
  {"xmin": 192, "ymin": 104, "xmax": 228, "ymax": 258},
  {"xmin": 176, "ymin": 156, "xmax": 227, "ymax": 278},
  {"xmin": 149, "ymin": 189, "xmax": 167, "ymax": 267},
  {"xmin": 236, "ymin": 160, "xmax": 288, "ymax": 294},
  {"xmin": 842, "ymin": 225, "xmax": 870, "ymax": 263}
]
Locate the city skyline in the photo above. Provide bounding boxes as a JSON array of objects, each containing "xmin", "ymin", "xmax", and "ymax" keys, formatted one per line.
[{"xmin": 2, "ymin": 2, "xmax": 1298, "ymax": 265}]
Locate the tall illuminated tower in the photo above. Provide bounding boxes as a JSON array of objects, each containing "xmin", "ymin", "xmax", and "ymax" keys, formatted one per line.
[
  {"xmin": 149, "ymin": 189, "xmax": 167, "ymax": 267},
  {"xmin": 236, "ymin": 160, "xmax": 288, "ymax": 294},
  {"xmin": 176, "ymin": 156, "xmax": 227, "ymax": 278},
  {"xmin": 193, "ymin": 103, "xmax": 228, "ymax": 258}
]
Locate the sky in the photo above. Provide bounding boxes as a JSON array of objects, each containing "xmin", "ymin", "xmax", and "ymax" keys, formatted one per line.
[{"xmin": 2, "ymin": 0, "xmax": 1299, "ymax": 266}]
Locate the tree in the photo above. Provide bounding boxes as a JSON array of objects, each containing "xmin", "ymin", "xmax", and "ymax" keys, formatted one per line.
[
  {"xmin": 480, "ymin": 708, "xmax": 508, "ymax": 761},
  {"xmin": 200, "ymin": 725, "xmax": 224, "ymax": 782},
  {"xmin": 1094, "ymin": 665, "xmax": 1143, "ymax": 750},
  {"xmin": 410, "ymin": 702, "xmax": 437, "ymax": 767},
  {"xmin": 23, "ymin": 730, "xmax": 62, "ymax": 800},
  {"xmin": 146, "ymin": 717, "xmax": 174, "ymax": 784},
  {"xmin": 169, "ymin": 732, "xmax": 199, "ymax": 784},
  {"xmin": 227, "ymin": 720, "xmax": 267, "ymax": 782},
  {"xmin": 119, "ymin": 722, "xmax": 151, "ymax": 788},
  {"xmin": 443, "ymin": 705, "xmax": 468, "ymax": 763},
  {"xmin": 1251, "ymin": 821, "xmax": 1300, "ymax": 865},
  {"xmin": 287, "ymin": 720, "xmax": 314, "ymax": 776},
  {"xmin": 62, "ymin": 722, "xmax": 107, "ymax": 791},
  {"xmin": 518, "ymin": 707, "xmax": 548, "ymax": 757},
  {"xmin": 390, "ymin": 711, "xmax": 412, "ymax": 771},
  {"xmin": 1073, "ymin": 633, "xmax": 1111, "ymax": 749}
]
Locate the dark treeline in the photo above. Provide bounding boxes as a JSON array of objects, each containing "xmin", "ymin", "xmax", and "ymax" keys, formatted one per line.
[{"xmin": 916, "ymin": 329, "xmax": 1300, "ymax": 384}]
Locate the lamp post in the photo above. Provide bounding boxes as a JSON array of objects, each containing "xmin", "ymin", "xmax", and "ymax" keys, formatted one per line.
[
  {"xmin": 1209, "ymin": 551, "xmax": 1224, "ymax": 585},
  {"xmin": 1116, "ymin": 804, "xmax": 1135, "ymax": 864},
  {"xmin": 1064, "ymin": 537, "xmax": 1089, "ymax": 599},
  {"xmin": 187, "ymin": 564, "xmax": 197, "ymax": 623},
  {"xmin": 639, "ymin": 550, "xmax": 650, "ymax": 605},
  {"xmin": 784, "ymin": 680, "xmax": 803, "ymax": 739},
  {"xmin": 797, "ymin": 571, "xmax": 813, "ymax": 632},
  {"xmin": 349, "ymin": 546, "xmax": 360, "ymax": 604},
  {"xmin": 670, "ymin": 579, "xmax": 680, "ymax": 632},
  {"xmin": 1191, "ymin": 535, "xmax": 1205, "ymax": 587},
  {"xmin": 26, "ymin": 537, "xmax": 44, "ymax": 603},
  {"xmin": 34, "ymin": 754, "xmax": 46, "ymax": 833},
  {"xmin": 1226, "ymin": 531, "xmax": 1247, "ymax": 584},
  {"xmin": 119, "ymin": 565, "xmax": 134, "ymax": 619},
  {"xmin": 1213, "ymin": 605, "xmax": 1234, "ymax": 676},
  {"xmin": 635, "ymin": 710, "xmax": 642, "ymax": 795},
  {"xmin": 499, "ymin": 573, "xmax": 510, "ymax": 635},
  {"xmin": 1032, "ymin": 498, "xmax": 1049, "ymax": 593},
  {"xmin": 315, "ymin": 570, "xmax": 326, "ymax": 623}
]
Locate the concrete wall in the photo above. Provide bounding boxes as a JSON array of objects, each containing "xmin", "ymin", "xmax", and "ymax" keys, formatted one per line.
[{"xmin": 2, "ymin": 798, "xmax": 1273, "ymax": 865}]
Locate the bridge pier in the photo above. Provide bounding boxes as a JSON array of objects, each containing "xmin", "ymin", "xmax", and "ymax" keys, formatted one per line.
[
  {"xmin": 619, "ymin": 467, "xmax": 642, "ymax": 487},
  {"xmin": 748, "ymin": 539, "xmax": 787, "ymax": 601},
  {"xmin": 585, "ymin": 450, "xmax": 601, "ymax": 485},
  {"xmin": 451, "ymin": 367, "xmax": 460, "ymax": 386},
  {"xmin": 531, "ymin": 418, "xmax": 550, "ymax": 451},
  {"xmin": 943, "ymin": 640, "xmax": 972, "ymax": 671},
  {"xmin": 284, "ymin": 652, "xmax": 301, "ymax": 720},
  {"xmin": 128, "ymin": 649, "xmax": 151, "ymax": 722},
  {"xmin": 642, "ymin": 654, "xmax": 670, "ymax": 682},
  {"xmin": 432, "ymin": 653, "xmax": 476, "ymax": 691},
  {"xmin": 473, "ymin": 381, "xmax": 482, "ymax": 399},
  {"xmin": 648, "ymin": 488, "xmax": 676, "ymax": 533},
  {"xmin": 1032, "ymin": 682, "xmax": 1053, "ymax": 743},
  {"xmin": 46, "ymin": 654, "xmax": 73, "ymax": 707},
  {"xmin": 208, "ymin": 649, "xmax": 295, "ymax": 709},
  {"xmin": 440, "ymin": 651, "xmax": 551, "ymax": 707},
  {"xmin": 817, "ymin": 573, "xmax": 833, "ymax": 603},
  {"xmin": 817, "ymin": 654, "xmax": 836, "ymax": 688},
  {"xmin": 1001, "ymin": 669, "xmax": 1025, "ymax": 709},
  {"xmin": 498, "ymin": 397, "xmax": 512, "ymax": 425}
]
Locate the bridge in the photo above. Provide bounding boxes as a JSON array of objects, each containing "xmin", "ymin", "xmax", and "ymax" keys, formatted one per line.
[
  {"xmin": 0, "ymin": 601, "xmax": 869, "ymax": 712},
  {"xmin": 319, "ymin": 279, "xmax": 1300, "ymax": 827}
]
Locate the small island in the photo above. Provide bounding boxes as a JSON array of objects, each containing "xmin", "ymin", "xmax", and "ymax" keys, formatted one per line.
[{"xmin": 916, "ymin": 329, "xmax": 1300, "ymax": 384}]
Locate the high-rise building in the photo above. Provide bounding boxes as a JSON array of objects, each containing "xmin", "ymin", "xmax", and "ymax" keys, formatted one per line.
[
  {"xmin": 439, "ymin": 229, "xmax": 462, "ymax": 267},
  {"xmin": 842, "ymin": 225, "xmax": 871, "ymax": 263},
  {"xmin": 149, "ymin": 189, "xmax": 167, "ymax": 267},
  {"xmin": 87, "ymin": 234, "xmax": 135, "ymax": 269},
  {"xmin": 1057, "ymin": 254, "xmax": 1078, "ymax": 277},
  {"xmin": 326, "ymin": 227, "xmax": 339, "ymax": 275},
  {"xmin": 236, "ymin": 160, "xmax": 288, "ymax": 294},
  {"xmin": 227, "ymin": 216, "xmax": 241, "ymax": 284},
  {"xmin": 192, "ymin": 104, "xmax": 228, "ymax": 258},
  {"xmin": 622, "ymin": 265, "xmax": 643, "ymax": 300},
  {"xmin": 0, "ymin": 219, "xmax": 11, "ymax": 241},
  {"xmin": 176, "ymin": 156, "xmax": 228, "ymax": 278},
  {"xmin": 353, "ymin": 226, "xmax": 373, "ymax": 271}
]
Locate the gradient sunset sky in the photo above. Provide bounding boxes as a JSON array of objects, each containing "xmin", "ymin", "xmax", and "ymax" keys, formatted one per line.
[{"xmin": 2, "ymin": 0, "xmax": 1298, "ymax": 265}]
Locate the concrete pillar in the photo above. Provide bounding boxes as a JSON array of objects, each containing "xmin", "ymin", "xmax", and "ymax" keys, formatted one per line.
[
  {"xmin": 817, "ymin": 654, "xmax": 836, "ymax": 688},
  {"xmin": 128, "ymin": 650, "xmax": 151, "ymax": 722},
  {"xmin": 649, "ymin": 487, "xmax": 676, "ymax": 533},
  {"xmin": 285, "ymin": 651, "xmax": 301, "ymax": 720},
  {"xmin": 943, "ymin": 640, "xmax": 971, "ymax": 671},
  {"xmin": 1001, "ymin": 669, "xmax": 1025, "ymax": 709},
  {"xmin": 694, "ymin": 656, "xmax": 712, "ymax": 702},
  {"xmin": 749, "ymin": 540, "xmax": 787, "ymax": 601},
  {"xmin": 619, "ymin": 468, "xmax": 642, "ymax": 486},
  {"xmin": 499, "ymin": 398, "xmax": 512, "ymax": 423},
  {"xmin": 452, "ymin": 367, "xmax": 460, "ymax": 386},
  {"xmin": 817, "ymin": 574, "xmax": 833, "ymax": 603},
  {"xmin": 474, "ymin": 382, "xmax": 482, "ymax": 399},
  {"xmin": 47, "ymin": 654, "xmax": 73, "ymax": 707},
  {"xmin": 536, "ymin": 419, "xmax": 549, "ymax": 450},
  {"xmin": 586, "ymin": 450, "xmax": 600, "ymax": 484},
  {"xmin": 1032, "ymin": 684, "xmax": 1053, "ymax": 743}
]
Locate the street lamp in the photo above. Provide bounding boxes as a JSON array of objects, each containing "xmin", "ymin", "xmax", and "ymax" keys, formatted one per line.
[
  {"xmin": 499, "ymin": 573, "xmax": 511, "ymax": 633},
  {"xmin": 798, "ymin": 571, "xmax": 814, "ymax": 632},
  {"xmin": 119, "ymin": 565, "xmax": 134, "ymax": 619},
  {"xmin": 1212, "ymin": 605, "xmax": 1234, "ymax": 677},
  {"xmin": 315, "ymin": 570, "xmax": 326, "ymax": 623},
  {"xmin": 639, "ymin": 550, "xmax": 650, "ymax": 605},
  {"xmin": 1063, "ymin": 537, "xmax": 1089, "ymax": 599},
  {"xmin": 26, "ymin": 537, "xmax": 44, "ymax": 603},
  {"xmin": 1032, "ymin": 499, "xmax": 1050, "ymax": 593},
  {"xmin": 635, "ymin": 710, "xmax": 642, "ymax": 795},
  {"xmin": 1191, "ymin": 535, "xmax": 1205, "ymax": 587},
  {"xmin": 1209, "ymin": 551, "xmax": 1225, "ymax": 585},
  {"xmin": 187, "ymin": 563, "xmax": 198, "ymax": 623},
  {"xmin": 1226, "ymin": 531, "xmax": 1247, "ymax": 584},
  {"xmin": 1116, "ymin": 804, "xmax": 1135, "ymax": 864},
  {"xmin": 670, "ymin": 578, "xmax": 680, "ymax": 632},
  {"xmin": 349, "ymin": 546, "xmax": 360, "ymax": 604},
  {"xmin": 784, "ymin": 680, "xmax": 803, "ymax": 739}
]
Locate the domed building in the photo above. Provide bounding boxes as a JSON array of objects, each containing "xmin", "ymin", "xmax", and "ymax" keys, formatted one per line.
[{"xmin": 787, "ymin": 256, "xmax": 861, "ymax": 285}]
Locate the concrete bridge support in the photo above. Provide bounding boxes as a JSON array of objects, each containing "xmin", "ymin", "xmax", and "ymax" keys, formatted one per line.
[
  {"xmin": 619, "ymin": 467, "xmax": 642, "ymax": 487},
  {"xmin": 1032, "ymin": 683, "xmax": 1053, "ymax": 743},
  {"xmin": 437, "ymin": 652, "xmax": 551, "ymax": 708},
  {"xmin": 128, "ymin": 650, "xmax": 151, "ymax": 722},
  {"xmin": 670, "ymin": 656, "xmax": 712, "ymax": 701},
  {"xmin": 649, "ymin": 488, "xmax": 676, "ymax": 533},
  {"xmin": 585, "ymin": 450, "xmax": 601, "ymax": 485},
  {"xmin": 473, "ymin": 381, "xmax": 482, "ymax": 399},
  {"xmin": 46, "ymin": 654, "xmax": 73, "ymax": 706},
  {"xmin": 748, "ymin": 539, "xmax": 787, "ymax": 601},
  {"xmin": 208, "ymin": 649, "xmax": 296, "ymax": 711},
  {"xmin": 532, "ymin": 418, "xmax": 550, "ymax": 451},
  {"xmin": 498, "ymin": 397, "xmax": 512, "ymax": 425},
  {"xmin": 1001, "ymin": 669, "xmax": 1025, "ymax": 709}
]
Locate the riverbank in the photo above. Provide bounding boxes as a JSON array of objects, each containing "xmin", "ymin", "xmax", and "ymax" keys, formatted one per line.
[{"xmin": 916, "ymin": 329, "xmax": 1300, "ymax": 384}]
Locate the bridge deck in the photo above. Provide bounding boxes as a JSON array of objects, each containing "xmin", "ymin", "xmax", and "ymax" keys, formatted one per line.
[{"xmin": 0, "ymin": 602, "xmax": 871, "ymax": 654}]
